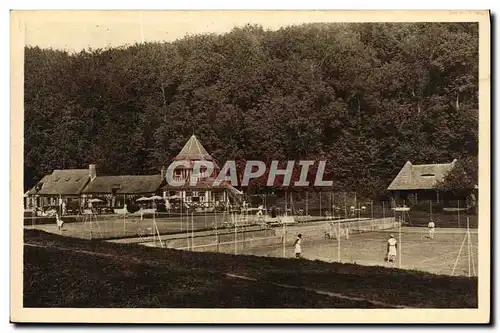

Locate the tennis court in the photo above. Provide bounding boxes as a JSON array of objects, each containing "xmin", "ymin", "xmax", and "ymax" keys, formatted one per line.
[
  {"xmin": 24, "ymin": 213, "xmax": 327, "ymax": 240},
  {"xmin": 26, "ymin": 213, "xmax": 478, "ymax": 277},
  {"xmin": 236, "ymin": 227, "xmax": 478, "ymax": 277}
]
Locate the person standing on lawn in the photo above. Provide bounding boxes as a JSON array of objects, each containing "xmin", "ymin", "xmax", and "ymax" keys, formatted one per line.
[
  {"xmin": 294, "ymin": 234, "xmax": 302, "ymax": 259},
  {"xmin": 386, "ymin": 234, "xmax": 397, "ymax": 264},
  {"xmin": 55, "ymin": 212, "xmax": 64, "ymax": 232},
  {"xmin": 428, "ymin": 220, "xmax": 435, "ymax": 239}
]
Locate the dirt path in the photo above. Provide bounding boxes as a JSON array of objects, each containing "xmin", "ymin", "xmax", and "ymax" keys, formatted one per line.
[{"xmin": 25, "ymin": 242, "xmax": 409, "ymax": 309}]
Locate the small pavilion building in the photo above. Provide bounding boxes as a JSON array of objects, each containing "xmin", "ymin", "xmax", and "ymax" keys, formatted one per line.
[
  {"xmin": 163, "ymin": 135, "xmax": 243, "ymax": 208},
  {"xmin": 387, "ymin": 159, "xmax": 457, "ymax": 205}
]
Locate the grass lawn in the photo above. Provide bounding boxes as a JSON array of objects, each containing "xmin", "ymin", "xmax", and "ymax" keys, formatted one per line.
[{"xmin": 24, "ymin": 229, "xmax": 477, "ymax": 308}]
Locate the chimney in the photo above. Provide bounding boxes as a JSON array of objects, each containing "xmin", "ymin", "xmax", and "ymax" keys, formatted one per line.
[
  {"xmin": 89, "ymin": 164, "xmax": 97, "ymax": 181},
  {"xmin": 160, "ymin": 166, "xmax": 166, "ymax": 180}
]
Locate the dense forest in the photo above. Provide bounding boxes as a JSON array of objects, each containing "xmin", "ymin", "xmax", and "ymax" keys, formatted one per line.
[{"xmin": 24, "ymin": 22, "xmax": 479, "ymax": 198}]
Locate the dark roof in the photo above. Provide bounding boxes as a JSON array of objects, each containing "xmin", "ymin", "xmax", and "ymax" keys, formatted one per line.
[
  {"xmin": 82, "ymin": 175, "xmax": 164, "ymax": 194},
  {"xmin": 174, "ymin": 135, "xmax": 219, "ymax": 168},
  {"xmin": 36, "ymin": 169, "xmax": 91, "ymax": 195},
  {"xmin": 387, "ymin": 160, "xmax": 457, "ymax": 191},
  {"xmin": 26, "ymin": 174, "xmax": 52, "ymax": 196}
]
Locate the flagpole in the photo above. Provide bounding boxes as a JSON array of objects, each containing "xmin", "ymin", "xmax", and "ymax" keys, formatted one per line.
[
  {"xmin": 282, "ymin": 219, "xmax": 286, "ymax": 258},
  {"xmin": 371, "ymin": 200, "xmax": 374, "ymax": 230},
  {"xmin": 186, "ymin": 205, "xmax": 190, "ymax": 250},
  {"xmin": 469, "ymin": 217, "xmax": 476, "ymax": 276},
  {"xmin": 234, "ymin": 212, "xmax": 237, "ymax": 255},
  {"xmin": 467, "ymin": 217, "xmax": 471, "ymax": 277},
  {"xmin": 191, "ymin": 211, "xmax": 194, "ymax": 251},
  {"xmin": 305, "ymin": 192, "xmax": 308, "ymax": 217},
  {"xmin": 399, "ymin": 216, "xmax": 402, "ymax": 268},
  {"xmin": 337, "ymin": 214, "xmax": 341, "ymax": 262},
  {"xmin": 319, "ymin": 192, "xmax": 322, "ymax": 218},
  {"xmin": 344, "ymin": 192, "xmax": 347, "ymax": 219},
  {"xmin": 332, "ymin": 191, "xmax": 335, "ymax": 219}
]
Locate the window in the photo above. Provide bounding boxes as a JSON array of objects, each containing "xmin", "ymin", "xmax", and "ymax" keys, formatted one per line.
[
  {"xmin": 421, "ymin": 173, "xmax": 435, "ymax": 177},
  {"xmin": 192, "ymin": 191, "xmax": 199, "ymax": 197}
]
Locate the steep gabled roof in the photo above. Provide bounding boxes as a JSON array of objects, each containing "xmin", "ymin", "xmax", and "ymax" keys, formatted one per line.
[
  {"xmin": 37, "ymin": 169, "xmax": 91, "ymax": 195},
  {"xmin": 26, "ymin": 174, "xmax": 52, "ymax": 196},
  {"xmin": 387, "ymin": 159, "xmax": 457, "ymax": 191},
  {"xmin": 82, "ymin": 175, "xmax": 164, "ymax": 194}
]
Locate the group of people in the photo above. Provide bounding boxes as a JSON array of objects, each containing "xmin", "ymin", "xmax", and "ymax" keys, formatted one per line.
[
  {"xmin": 294, "ymin": 232, "xmax": 398, "ymax": 263},
  {"xmin": 291, "ymin": 219, "xmax": 437, "ymax": 263},
  {"xmin": 385, "ymin": 219, "xmax": 436, "ymax": 264}
]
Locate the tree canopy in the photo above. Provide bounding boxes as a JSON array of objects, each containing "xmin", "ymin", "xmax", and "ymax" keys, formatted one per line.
[
  {"xmin": 436, "ymin": 156, "xmax": 478, "ymax": 196},
  {"xmin": 23, "ymin": 22, "xmax": 479, "ymax": 198}
]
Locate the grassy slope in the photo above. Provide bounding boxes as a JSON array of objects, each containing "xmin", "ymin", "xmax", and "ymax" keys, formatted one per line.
[{"xmin": 24, "ymin": 230, "xmax": 477, "ymax": 308}]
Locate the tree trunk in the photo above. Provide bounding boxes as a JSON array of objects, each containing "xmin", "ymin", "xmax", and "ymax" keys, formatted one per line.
[{"xmin": 160, "ymin": 85, "xmax": 167, "ymax": 123}]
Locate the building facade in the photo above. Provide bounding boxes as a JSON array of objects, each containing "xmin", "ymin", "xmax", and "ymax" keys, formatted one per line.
[
  {"xmin": 24, "ymin": 135, "xmax": 244, "ymax": 214},
  {"xmin": 163, "ymin": 135, "xmax": 243, "ymax": 208}
]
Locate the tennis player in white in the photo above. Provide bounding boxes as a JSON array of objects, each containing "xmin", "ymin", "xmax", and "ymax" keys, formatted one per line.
[
  {"xmin": 428, "ymin": 220, "xmax": 436, "ymax": 239},
  {"xmin": 386, "ymin": 234, "xmax": 397, "ymax": 263},
  {"xmin": 294, "ymin": 234, "xmax": 302, "ymax": 259}
]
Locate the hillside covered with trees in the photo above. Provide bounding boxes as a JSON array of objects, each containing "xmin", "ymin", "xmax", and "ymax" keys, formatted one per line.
[{"xmin": 24, "ymin": 22, "xmax": 478, "ymax": 198}]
